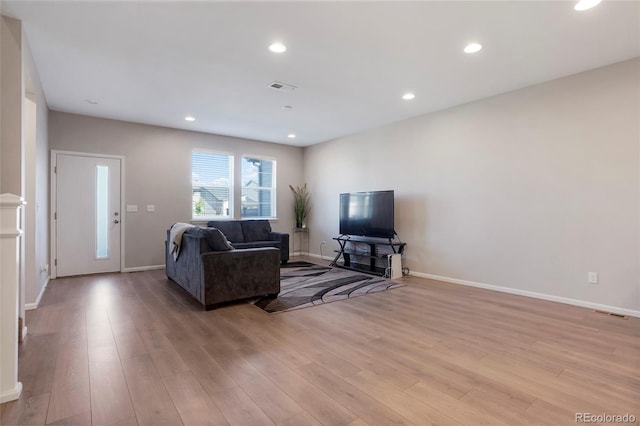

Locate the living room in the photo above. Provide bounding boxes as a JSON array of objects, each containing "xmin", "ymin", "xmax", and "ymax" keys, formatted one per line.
[{"xmin": 1, "ymin": 1, "xmax": 639, "ymax": 425}]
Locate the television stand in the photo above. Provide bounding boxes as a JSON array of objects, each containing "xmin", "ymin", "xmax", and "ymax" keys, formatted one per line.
[{"xmin": 330, "ymin": 235, "xmax": 406, "ymax": 277}]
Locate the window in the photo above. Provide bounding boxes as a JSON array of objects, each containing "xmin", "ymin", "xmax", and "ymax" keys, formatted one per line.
[
  {"xmin": 192, "ymin": 151, "xmax": 233, "ymax": 219},
  {"xmin": 96, "ymin": 165, "xmax": 109, "ymax": 259},
  {"xmin": 241, "ymin": 157, "xmax": 276, "ymax": 218}
]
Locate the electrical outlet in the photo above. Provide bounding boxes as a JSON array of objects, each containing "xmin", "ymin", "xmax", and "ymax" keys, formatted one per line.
[
  {"xmin": 127, "ymin": 205, "xmax": 138, "ymax": 212},
  {"xmin": 147, "ymin": 204, "xmax": 155, "ymax": 212},
  {"xmin": 588, "ymin": 272, "xmax": 598, "ymax": 284}
]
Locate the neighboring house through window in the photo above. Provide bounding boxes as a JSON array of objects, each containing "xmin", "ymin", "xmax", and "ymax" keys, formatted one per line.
[{"xmin": 241, "ymin": 157, "xmax": 276, "ymax": 218}]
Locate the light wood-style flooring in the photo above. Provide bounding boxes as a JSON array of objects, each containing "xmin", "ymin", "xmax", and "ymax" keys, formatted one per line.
[{"xmin": 1, "ymin": 257, "xmax": 639, "ymax": 425}]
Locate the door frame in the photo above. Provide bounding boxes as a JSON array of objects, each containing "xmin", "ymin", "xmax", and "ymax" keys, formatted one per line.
[{"xmin": 50, "ymin": 150, "xmax": 126, "ymax": 279}]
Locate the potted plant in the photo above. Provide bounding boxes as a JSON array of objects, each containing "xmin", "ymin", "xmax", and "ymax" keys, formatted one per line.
[{"xmin": 289, "ymin": 183, "xmax": 310, "ymax": 228}]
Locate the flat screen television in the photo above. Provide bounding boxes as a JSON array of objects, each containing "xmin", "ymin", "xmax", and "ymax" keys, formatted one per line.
[{"xmin": 339, "ymin": 190, "xmax": 395, "ymax": 238}]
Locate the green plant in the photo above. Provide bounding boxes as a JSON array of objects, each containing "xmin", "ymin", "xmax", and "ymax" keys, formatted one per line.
[
  {"xmin": 194, "ymin": 197, "xmax": 204, "ymax": 215},
  {"xmin": 289, "ymin": 183, "xmax": 310, "ymax": 226}
]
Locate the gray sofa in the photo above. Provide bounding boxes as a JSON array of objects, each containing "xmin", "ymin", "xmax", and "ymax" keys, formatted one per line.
[
  {"xmin": 165, "ymin": 227, "xmax": 280, "ymax": 310},
  {"xmin": 206, "ymin": 220, "xmax": 289, "ymax": 264}
]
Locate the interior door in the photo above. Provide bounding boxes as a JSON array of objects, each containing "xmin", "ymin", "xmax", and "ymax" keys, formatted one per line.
[{"xmin": 55, "ymin": 153, "xmax": 121, "ymax": 276}]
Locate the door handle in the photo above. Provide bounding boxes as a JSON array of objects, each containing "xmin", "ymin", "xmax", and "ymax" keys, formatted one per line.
[{"xmin": 114, "ymin": 219, "xmax": 120, "ymax": 224}]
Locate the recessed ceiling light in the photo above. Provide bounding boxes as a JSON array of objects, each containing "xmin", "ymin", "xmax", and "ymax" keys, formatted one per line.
[
  {"xmin": 464, "ymin": 43, "xmax": 483, "ymax": 54},
  {"xmin": 574, "ymin": 0, "xmax": 601, "ymax": 11},
  {"xmin": 402, "ymin": 93, "xmax": 416, "ymax": 101},
  {"xmin": 185, "ymin": 116, "xmax": 195, "ymax": 122},
  {"xmin": 85, "ymin": 99, "xmax": 98, "ymax": 105},
  {"xmin": 287, "ymin": 133, "xmax": 296, "ymax": 139},
  {"xmin": 269, "ymin": 42, "xmax": 287, "ymax": 53}
]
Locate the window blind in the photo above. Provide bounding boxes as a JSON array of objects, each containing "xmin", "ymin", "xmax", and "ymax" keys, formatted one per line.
[{"xmin": 192, "ymin": 151, "xmax": 233, "ymax": 219}]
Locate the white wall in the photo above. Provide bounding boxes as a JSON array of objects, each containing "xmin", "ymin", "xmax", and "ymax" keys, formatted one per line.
[
  {"xmin": 23, "ymin": 97, "xmax": 36, "ymax": 307},
  {"xmin": 0, "ymin": 15, "xmax": 22, "ymax": 195},
  {"xmin": 34, "ymin": 95, "xmax": 49, "ymax": 304},
  {"xmin": 304, "ymin": 58, "xmax": 640, "ymax": 313},
  {"xmin": 1, "ymin": 15, "xmax": 49, "ymax": 311},
  {"xmin": 23, "ymin": 32, "xmax": 49, "ymax": 307},
  {"xmin": 48, "ymin": 112, "xmax": 304, "ymax": 269}
]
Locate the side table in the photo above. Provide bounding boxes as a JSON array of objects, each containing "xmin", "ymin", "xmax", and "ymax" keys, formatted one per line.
[{"xmin": 292, "ymin": 227, "xmax": 309, "ymax": 256}]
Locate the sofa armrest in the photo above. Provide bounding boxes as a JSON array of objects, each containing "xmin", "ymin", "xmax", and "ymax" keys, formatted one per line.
[
  {"xmin": 166, "ymin": 233, "xmax": 208, "ymax": 303},
  {"xmin": 269, "ymin": 232, "xmax": 289, "ymax": 263},
  {"xmin": 200, "ymin": 248, "xmax": 280, "ymax": 307}
]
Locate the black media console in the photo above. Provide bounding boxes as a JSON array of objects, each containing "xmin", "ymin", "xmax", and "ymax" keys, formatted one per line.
[{"xmin": 330, "ymin": 235, "xmax": 406, "ymax": 276}]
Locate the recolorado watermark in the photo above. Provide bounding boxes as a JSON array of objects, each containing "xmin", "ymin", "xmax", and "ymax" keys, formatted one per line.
[{"xmin": 575, "ymin": 413, "xmax": 636, "ymax": 423}]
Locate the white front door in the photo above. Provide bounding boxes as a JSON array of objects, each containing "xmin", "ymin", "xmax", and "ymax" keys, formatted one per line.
[{"xmin": 54, "ymin": 153, "xmax": 122, "ymax": 277}]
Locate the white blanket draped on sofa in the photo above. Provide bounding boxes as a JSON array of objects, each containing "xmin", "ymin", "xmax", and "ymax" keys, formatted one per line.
[{"xmin": 169, "ymin": 222, "xmax": 194, "ymax": 261}]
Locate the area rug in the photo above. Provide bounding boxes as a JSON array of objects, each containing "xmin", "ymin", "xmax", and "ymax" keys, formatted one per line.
[{"xmin": 254, "ymin": 261, "xmax": 405, "ymax": 313}]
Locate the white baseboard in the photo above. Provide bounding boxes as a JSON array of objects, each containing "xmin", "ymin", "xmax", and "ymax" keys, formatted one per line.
[
  {"xmin": 0, "ymin": 382, "xmax": 22, "ymax": 403},
  {"xmin": 296, "ymin": 252, "xmax": 325, "ymax": 260},
  {"xmin": 122, "ymin": 264, "xmax": 165, "ymax": 273},
  {"xmin": 25, "ymin": 276, "xmax": 49, "ymax": 311},
  {"xmin": 307, "ymin": 252, "xmax": 330, "ymax": 261},
  {"xmin": 411, "ymin": 270, "xmax": 640, "ymax": 319}
]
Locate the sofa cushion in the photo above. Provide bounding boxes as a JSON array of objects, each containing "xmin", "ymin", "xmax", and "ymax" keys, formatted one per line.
[
  {"xmin": 204, "ymin": 219, "xmax": 288, "ymax": 264},
  {"xmin": 186, "ymin": 227, "xmax": 233, "ymax": 252},
  {"xmin": 207, "ymin": 221, "xmax": 245, "ymax": 243},
  {"xmin": 203, "ymin": 228, "xmax": 233, "ymax": 251},
  {"xmin": 241, "ymin": 220, "xmax": 272, "ymax": 242},
  {"xmin": 232, "ymin": 241, "xmax": 281, "ymax": 250}
]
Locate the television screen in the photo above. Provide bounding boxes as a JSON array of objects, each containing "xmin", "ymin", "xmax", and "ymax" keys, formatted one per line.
[{"xmin": 339, "ymin": 190, "xmax": 395, "ymax": 238}]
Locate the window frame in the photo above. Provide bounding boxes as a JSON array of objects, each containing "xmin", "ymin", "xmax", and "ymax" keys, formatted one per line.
[{"xmin": 240, "ymin": 155, "xmax": 277, "ymax": 220}]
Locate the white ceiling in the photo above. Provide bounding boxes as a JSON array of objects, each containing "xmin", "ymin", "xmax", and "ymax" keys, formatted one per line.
[{"xmin": 3, "ymin": 1, "xmax": 639, "ymax": 147}]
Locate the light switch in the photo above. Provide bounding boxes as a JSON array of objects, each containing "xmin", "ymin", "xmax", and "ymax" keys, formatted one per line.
[
  {"xmin": 127, "ymin": 205, "xmax": 138, "ymax": 212},
  {"xmin": 147, "ymin": 204, "xmax": 155, "ymax": 212}
]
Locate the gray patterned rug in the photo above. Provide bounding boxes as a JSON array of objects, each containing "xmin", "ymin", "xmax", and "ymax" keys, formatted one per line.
[{"xmin": 254, "ymin": 261, "xmax": 405, "ymax": 313}]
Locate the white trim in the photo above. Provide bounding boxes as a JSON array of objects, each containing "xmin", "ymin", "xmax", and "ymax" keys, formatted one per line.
[
  {"xmin": 50, "ymin": 153, "xmax": 56, "ymax": 278},
  {"xmin": 308, "ymin": 252, "xmax": 330, "ymax": 261},
  {"xmin": 300, "ymin": 253, "xmax": 640, "ymax": 318},
  {"xmin": 240, "ymin": 153, "xmax": 278, "ymax": 162},
  {"xmin": 123, "ymin": 265, "xmax": 165, "ymax": 273},
  {"xmin": 1, "ymin": 195, "xmax": 25, "ymax": 238},
  {"xmin": 192, "ymin": 218, "xmax": 280, "ymax": 224},
  {"xmin": 51, "ymin": 150, "xmax": 126, "ymax": 278},
  {"xmin": 25, "ymin": 276, "xmax": 48, "ymax": 310},
  {"xmin": 0, "ymin": 382, "xmax": 22, "ymax": 404},
  {"xmin": 0, "ymin": 193, "xmax": 25, "ymax": 403},
  {"xmin": 239, "ymin": 155, "xmax": 277, "ymax": 220},
  {"xmin": 0, "ymin": 193, "xmax": 25, "ymax": 207},
  {"xmin": 411, "ymin": 270, "xmax": 640, "ymax": 319},
  {"xmin": 0, "ymin": 229, "xmax": 22, "ymax": 238},
  {"xmin": 50, "ymin": 150, "xmax": 124, "ymax": 160}
]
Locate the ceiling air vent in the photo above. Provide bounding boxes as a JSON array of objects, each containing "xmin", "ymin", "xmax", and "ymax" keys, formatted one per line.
[{"xmin": 268, "ymin": 81, "xmax": 297, "ymax": 92}]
